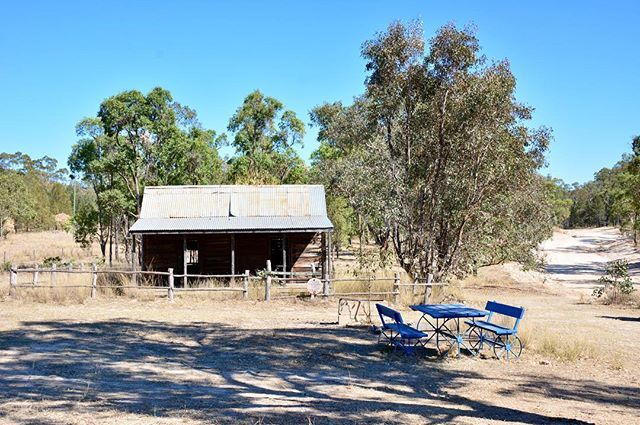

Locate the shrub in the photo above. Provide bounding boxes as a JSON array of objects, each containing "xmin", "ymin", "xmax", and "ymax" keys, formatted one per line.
[
  {"xmin": 42, "ymin": 256, "xmax": 71, "ymax": 267},
  {"xmin": 592, "ymin": 259, "xmax": 636, "ymax": 304}
]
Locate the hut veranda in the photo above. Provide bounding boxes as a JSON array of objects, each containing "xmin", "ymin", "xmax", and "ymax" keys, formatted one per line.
[{"xmin": 129, "ymin": 185, "xmax": 334, "ymax": 285}]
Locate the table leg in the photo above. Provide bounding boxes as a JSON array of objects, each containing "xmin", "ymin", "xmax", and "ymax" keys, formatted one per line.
[
  {"xmin": 338, "ymin": 299, "xmax": 352, "ymax": 324},
  {"xmin": 453, "ymin": 318, "xmax": 477, "ymax": 356},
  {"xmin": 353, "ymin": 301, "xmax": 362, "ymax": 322},
  {"xmin": 456, "ymin": 318, "xmax": 461, "ymax": 356}
]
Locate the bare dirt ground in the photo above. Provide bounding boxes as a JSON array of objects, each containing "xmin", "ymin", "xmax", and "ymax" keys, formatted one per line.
[
  {"xmin": 0, "ymin": 228, "xmax": 639, "ymax": 424},
  {"xmin": 540, "ymin": 226, "xmax": 640, "ymax": 290}
]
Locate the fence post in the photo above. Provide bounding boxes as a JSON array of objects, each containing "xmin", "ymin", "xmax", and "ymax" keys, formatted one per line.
[
  {"xmin": 32, "ymin": 265, "xmax": 39, "ymax": 287},
  {"xmin": 243, "ymin": 270, "xmax": 249, "ymax": 300},
  {"xmin": 91, "ymin": 264, "xmax": 97, "ymax": 299},
  {"xmin": 131, "ymin": 256, "xmax": 138, "ymax": 287},
  {"xmin": 265, "ymin": 260, "xmax": 271, "ymax": 301},
  {"xmin": 393, "ymin": 272, "xmax": 400, "ymax": 304},
  {"xmin": 424, "ymin": 272, "xmax": 433, "ymax": 304},
  {"xmin": 322, "ymin": 268, "xmax": 330, "ymax": 297},
  {"xmin": 51, "ymin": 264, "xmax": 57, "ymax": 286},
  {"xmin": 9, "ymin": 265, "xmax": 16, "ymax": 297},
  {"xmin": 168, "ymin": 268, "xmax": 174, "ymax": 301}
]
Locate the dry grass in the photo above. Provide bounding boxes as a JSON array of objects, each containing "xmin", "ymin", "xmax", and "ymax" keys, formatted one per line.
[
  {"xmin": 518, "ymin": 323, "xmax": 600, "ymax": 362},
  {"xmin": 3, "ymin": 268, "xmax": 257, "ymax": 303},
  {"xmin": 0, "ymin": 230, "xmax": 108, "ymax": 265},
  {"xmin": 596, "ymin": 288, "xmax": 640, "ymax": 307}
]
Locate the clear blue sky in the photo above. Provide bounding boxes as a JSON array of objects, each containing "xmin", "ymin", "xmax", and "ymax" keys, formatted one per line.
[{"xmin": 0, "ymin": 0, "xmax": 638, "ymax": 184}]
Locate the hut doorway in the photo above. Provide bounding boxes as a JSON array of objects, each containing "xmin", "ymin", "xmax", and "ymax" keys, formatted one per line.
[{"xmin": 270, "ymin": 237, "xmax": 287, "ymax": 272}]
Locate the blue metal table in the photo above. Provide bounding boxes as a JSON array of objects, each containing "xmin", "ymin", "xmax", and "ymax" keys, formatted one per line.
[{"xmin": 410, "ymin": 304, "xmax": 488, "ymax": 356}]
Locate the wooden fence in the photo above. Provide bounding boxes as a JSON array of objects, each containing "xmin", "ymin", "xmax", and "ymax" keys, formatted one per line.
[{"xmin": 7, "ymin": 260, "xmax": 445, "ymax": 303}]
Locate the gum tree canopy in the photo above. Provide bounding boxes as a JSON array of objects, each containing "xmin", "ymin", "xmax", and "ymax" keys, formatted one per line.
[
  {"xmin": 311, "ymin": 21, "xmax": 554, "ymax": 281},
  {"xmin": 227, "ymin": 90, "xmax": 307, "ymax": 184},
  {"xmin": 69, "ymin": 87, "xmax": 224, "ymax": 259}
]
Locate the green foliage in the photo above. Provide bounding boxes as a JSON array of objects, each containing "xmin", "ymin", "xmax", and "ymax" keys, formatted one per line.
[
  {"xmin": 326, "ymin": 195, "xmax": 356, "ymax": 255},
  {"xmin": 468, "ymin": 174, "xmax": 556, "ymax": 271},
  {"xmin": 543, "ymin": 176, "xmax": 573, "ymax": 226},
  {"xmin": 567, "ymin": 166, "xmax": 626, "ymax": 228},
  {"xmin": 42, "ymin": 256, "xmax": 70, "ymax": 267},
  {"xmin": 593, "ymin": 259, "xmax": 636, "ymax": 303},
  {"xmin": 0, "ymin": 171, "xmax": 36, "ymax": 236},
  {"xmin": 71, "ymin": 87, "xmax": 224, "ymax": 209},
  {"xmin": 72, "ymin": 195, "xmax": 101, "ymax": 249},
  {"xmin": 0, "ymin": 153, "xmax": 70, "ymax": 233},
  {"xmin": 69, "ymin": 87, "xmax": 225, "ymax": 259},
  {"xmin": 311, "ymin": 21, "xmax": 553, "ymax": 280},
  {"xmin": 227, "ymin": 90, "xmax": 308, "ymax": 184}
]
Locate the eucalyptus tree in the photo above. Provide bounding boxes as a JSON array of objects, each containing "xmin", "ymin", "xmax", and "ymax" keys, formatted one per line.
[
  {"xmin": 92, "ymin": 87, "xmax": 224, "ymax": 213},
  {"xmin": 69, "ymin": 87, "xmax": 224, "ymax": 261},
  {"xmin": 312, "ymin": 21, "xmax": 554, "ymax": 281},
  {"xmin": 227, "ymin": 90, "xmax": 307, "ymax": 184}
]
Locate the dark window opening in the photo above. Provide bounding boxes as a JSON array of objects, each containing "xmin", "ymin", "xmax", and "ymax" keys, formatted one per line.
[{"xmin": 186, "ymin": 240, "xmax": 199, "ymax": 274}]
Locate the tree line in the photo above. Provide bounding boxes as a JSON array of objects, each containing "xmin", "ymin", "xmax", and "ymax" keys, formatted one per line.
[
  {"xmin": 0, "ymin": 153, "xmax": 71, "ymax": 236},
  {"xmin": 1, "ymin": 20, "xmax": 613, "ymax": 281},
  {"xmin": 547, "ymin": 137, "xmax": 640, "ymax": 243}
]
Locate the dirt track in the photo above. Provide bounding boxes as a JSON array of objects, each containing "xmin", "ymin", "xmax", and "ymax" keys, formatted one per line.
[{"xmin": 541, "ymin": 227, "xmax": 640, "ymax": 290}]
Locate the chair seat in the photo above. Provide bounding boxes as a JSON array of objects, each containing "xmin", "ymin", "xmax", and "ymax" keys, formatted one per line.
[
  {"xmin": 465, "ymin": 320, "xmax": 516, "ymax": 335},
  {"xmin": 385, "ymin": 323, "xmax": 428, "ymax": 339}
]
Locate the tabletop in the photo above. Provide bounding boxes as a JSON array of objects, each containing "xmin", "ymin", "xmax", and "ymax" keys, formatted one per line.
[{"xmin": 410, "ymin": 303, "xmax": 488, "ymax": 319}]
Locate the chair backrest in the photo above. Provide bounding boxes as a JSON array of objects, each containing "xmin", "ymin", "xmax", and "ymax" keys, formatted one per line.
[
  {"xmin": 376, "ymin": 303, "xmax": 404, "ymax": 326},
  {"xmin": 485, "ymin": 300, "xmax": 525, "ymax": 331}
]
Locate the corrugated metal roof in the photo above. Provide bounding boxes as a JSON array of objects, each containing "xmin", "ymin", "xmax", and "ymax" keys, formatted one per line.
[
  {"xmin": 130, "ymin": 185, "xmax": 333, "ymax": 233},
  {"xmin": 129, "ymin": 216, "xmax": 334, "ymax": 233}
]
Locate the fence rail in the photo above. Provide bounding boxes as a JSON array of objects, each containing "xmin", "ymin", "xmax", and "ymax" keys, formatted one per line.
[{"xmin": 7, "ymin": 261, "xmax": 445, "ymax": 303}]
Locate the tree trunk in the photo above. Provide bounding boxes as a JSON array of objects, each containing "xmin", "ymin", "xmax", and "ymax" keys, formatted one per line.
[
  {"xmin": 124, "ymin": 216, "xmax": 130, "ymax": 263},
  {"xmin": 109, "ymin": 218, "xmax": 113, "ymax": 267},
  {"xmin": 115, "ymin": 219, "xmax": 120, "ymax": 262},
  {"xmin": 358, "ymin": 214, "xmax": 364, "ymax": 257}
]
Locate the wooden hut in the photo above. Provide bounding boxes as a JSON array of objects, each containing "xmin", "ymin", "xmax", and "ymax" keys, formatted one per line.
[{"xmin": 129, "ymin": 185, "xmax": 334, "ymax": 279}]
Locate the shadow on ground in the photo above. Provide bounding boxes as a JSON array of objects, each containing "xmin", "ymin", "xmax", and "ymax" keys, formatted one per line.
[
  {"xmin": 598, "ymin": 315, "xmax": 640, "ymax": 322},
  {"xmin": 545, "ymin": 262, "xmax": 605, "ymax": 277},
  {"xmin": 0, "ymin": 319, "xmax": 614, "ymax": 424}
]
